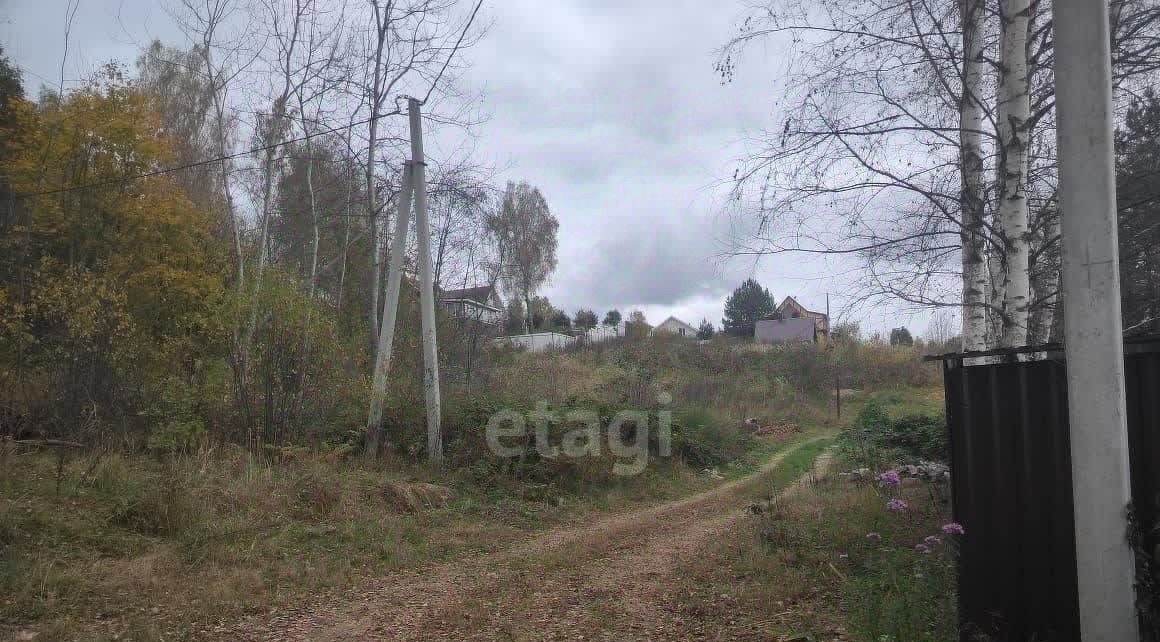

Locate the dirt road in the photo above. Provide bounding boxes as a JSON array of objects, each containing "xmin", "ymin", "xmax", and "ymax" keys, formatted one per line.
[{"xmin": 227, "ymin": 441, "xmax": 830, "ymax": 641}]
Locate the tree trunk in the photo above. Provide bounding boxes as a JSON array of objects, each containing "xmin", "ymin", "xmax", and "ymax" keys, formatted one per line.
[
  {"xmin": 366, "ymin": 0, "xmax": 389, "ymax": 354},
  {"xmin": 336, "ymin": 156, "xmax": 353, "ymax": 313},
  {"xmin": 996, "ymin": 0, "xmax": 1033, "ymax": 347},
  {"xmin": 1029, "ymin": 201, "xmax": 1060, "ymax": 344},
  {"xmin": 366, "ymin": 113, "xmax": 379, "ymax": 350},
  {"xmin": 960, "ymin": 0, "xmax": 989, "ymax": 351},
  {"xmin": 197, "ymin": 35, "xmax": 244, "ymax": 289},
  {"xmin": 301, "ymin": 142, "xmax": 320, "ymax": 299}
]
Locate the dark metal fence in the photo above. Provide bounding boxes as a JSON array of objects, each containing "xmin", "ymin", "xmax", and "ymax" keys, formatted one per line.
[{"xmin": 934, "ymin": 336, "xmax": 1160, "ymax": 642}]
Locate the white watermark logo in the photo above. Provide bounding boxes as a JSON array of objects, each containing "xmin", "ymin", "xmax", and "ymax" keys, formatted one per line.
[{"xmin": 484, "ymin": 392, "xmax": 673, "ymax": 476}]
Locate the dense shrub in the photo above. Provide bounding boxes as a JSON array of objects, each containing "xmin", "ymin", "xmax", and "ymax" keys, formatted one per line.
[
  {"xmin": 839, "ymin": 398, "xmax": 948, "ymax": 467},
  {"xmin": 671, "ymin": 407, "xmax": 751, "ymax": 469},
  {"xmin": 109, "ymin": 479, "xmax": 200, "ymax": 537}
]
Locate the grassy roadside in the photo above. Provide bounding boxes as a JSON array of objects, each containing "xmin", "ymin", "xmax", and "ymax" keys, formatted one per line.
[
  {"xmin": 727, "ymin": 457, "xmax": 957, "ymax": 641},
  {"xmin": 672, "ymin": 387, "xmax": 955, "ymax": 642},
  {"xmin": 0, "ymin": 427, "xmax": 815, "ymax": 642}
]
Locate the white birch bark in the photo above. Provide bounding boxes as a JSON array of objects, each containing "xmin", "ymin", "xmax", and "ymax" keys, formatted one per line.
[
  {"xmin": 960, "ymin": 0, "xmax": 989, "ymax": 352},
  {"xmin": 365, "ymin": 0, "xmax": 389, "ymax": 352},
  {"xmin": 180, "ymin": 0, "xmax": 246, "ymax": 288},
  {"xmin": 336, "ymin": 136, "xmax": 354, "ymax": 312},
  {"xmin": 242, "ymin": 0, "xmax": 302, "ymax": 370},
  {"xmin": 1030, "ymin": 202, "xmax": 1061, "ymax": 344},
  {"xmin": 996, "ymin": 0, "xmax": 1033, "ymax": 347}
]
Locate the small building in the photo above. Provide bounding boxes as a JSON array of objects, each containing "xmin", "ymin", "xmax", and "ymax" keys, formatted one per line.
[
  {"xmin": 775, "ymin": 296, "xmax": 829, "ymax": 336},
  {"xmin": 439, "ymin": 285, "xmax": 503, "ymax": 326},
  {"xmin": 582, "ymin": 323, "xmax": 624, "ymax": 344},
  {"xmin": 755, "ymin": 317, "xmax": 819, "ymax": 344},
  {"xmin": 493, "ymin": 331, "xmax": 576, "ymax": 352},
  {"xmin": 652, "ymin": 316, "xmax": 697, "ymax": 338}
]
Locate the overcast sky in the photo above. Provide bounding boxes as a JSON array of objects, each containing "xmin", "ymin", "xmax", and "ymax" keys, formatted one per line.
[{"xmin": 1, "ymin": 0, "xmax": 935, "ymax": 336}]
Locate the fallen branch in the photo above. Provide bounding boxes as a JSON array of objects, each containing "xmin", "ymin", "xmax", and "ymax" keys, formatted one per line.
[
  {"xmin": 13, "ymin": 439, "xmax": 84, "ymax": 449},
  {"xmin": 826, "ymin": 560, "xmax": 847, "ymax": 581}
]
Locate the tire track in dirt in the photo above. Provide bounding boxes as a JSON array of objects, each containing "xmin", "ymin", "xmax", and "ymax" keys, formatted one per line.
[{"xmin": 227, "ymin": 439, "xmax": 831, "ymax": 641}]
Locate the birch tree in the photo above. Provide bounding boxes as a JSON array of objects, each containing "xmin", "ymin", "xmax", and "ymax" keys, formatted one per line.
[
  {"xmin": 351, "ymin": 0, "xmax": 485, "ymax": 352},
  {"xmin": 252, "ymin": 0, "xmax": 310, "ymax": 298},
  {"xmin": 992, "ymin": 0, "xmax": 1032, "ymax": 346},
  {"xmin": 719, "ymin": 0, "xmax": 1160, "ymax": 349},
  {"xmin": 427, "ymin": 159, "xmax": 495, "ymax": 292},
  {"xmin": 1117, "ymin": 91, "xmax": 1160, "ymax": 335},
  {"xmin": 289, "ymin": 0, "xmax": 347, "ymax": 300},
  {"xmin": 959, "ymin": 0, "xmax": 989, "ymax": 350},
  {"xmin": 167, "ymin": 0, "xmax": 254, "ymax": 287},
  {"xmin": 487, "ymin": 181, "xmax": 559, "ymax": 334}
]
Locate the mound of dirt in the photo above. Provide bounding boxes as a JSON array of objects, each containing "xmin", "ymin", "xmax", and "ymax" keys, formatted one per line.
[
  {"xmin": 383, "ymin": 481, "xmax": 456, "ymax": 513},
  {"xmin": 750, "ymin": 421, "xmax": 802, "ymax": 440}
]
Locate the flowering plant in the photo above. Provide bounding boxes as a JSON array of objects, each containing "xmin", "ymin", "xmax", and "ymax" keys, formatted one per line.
[
  {"xmin": 941, "ymin": 522, "xmax": 965, "ymax": 536},
  {"xmin": 876, "ymin": 470, "xmax": 901, "ymax": 487}
]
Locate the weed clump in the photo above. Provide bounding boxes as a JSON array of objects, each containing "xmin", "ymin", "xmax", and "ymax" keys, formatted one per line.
[
  {"xmin": 671, "ymin": 407, "xmax": 751, "ymax": 469},
  {"xmin": 109, "ymin": 480, "xmax": 200, "ymax": 537},
  {"xmin": 291, "ymin": 469, "xmax": 344, "ymax": 518},
  {"xmin": 839, "ymin": 398, "xmax": 947, "ymax": 468}
]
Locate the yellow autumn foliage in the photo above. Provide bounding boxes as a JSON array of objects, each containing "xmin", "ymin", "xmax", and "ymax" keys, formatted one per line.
[{"xmin": 0, "ymin": 65, "xmax": 226, "ymax": 436}]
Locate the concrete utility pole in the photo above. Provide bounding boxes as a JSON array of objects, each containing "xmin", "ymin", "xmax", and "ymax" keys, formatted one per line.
[
  {"xmin": 365, "ymin": 162, "xmax": 414, "ymax": 457},
  {"xmin": 1054, "ymin": 1, "xmax": 1139, "ymax": 639},
  {"xmin": 409, "ymin": 97, "xmax": 443, "ymax": 464}
]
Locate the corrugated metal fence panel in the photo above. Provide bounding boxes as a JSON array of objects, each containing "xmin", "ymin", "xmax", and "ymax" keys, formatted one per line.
[
  {"xmin": 943, "ymin": 358, "xmax": 1081, "ymax": 642},
  {"xmin": 1127, "ymin": 349, "xmax": 1160, "ymax": 627}
]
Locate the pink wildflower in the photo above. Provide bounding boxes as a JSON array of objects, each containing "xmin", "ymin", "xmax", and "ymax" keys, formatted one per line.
[
  {"xmin": 876, "ymin": 470, "xmax": 901, "ymax": 487},
  {"xmin": 941, "ymin": 522, "xmax": 966, "ymax": 535},
  {"xmin": 887, "ymin": 498, "xmax": 908, "ymax": 512}
]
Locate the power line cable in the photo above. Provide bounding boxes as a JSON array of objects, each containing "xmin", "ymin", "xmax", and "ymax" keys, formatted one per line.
[
  {"xmin": 14, "ymin": 106, "xmax": 410, "ymax": 199},
  {"xmin": 15, "ymin": 0, "xmax": 486, "ymax": 202}
]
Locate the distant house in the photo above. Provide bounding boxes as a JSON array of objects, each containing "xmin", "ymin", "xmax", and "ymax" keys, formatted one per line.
[
  {"xmin": 582, "ymin": 322, "xmax": 624, "ymax": 344},
  {"xmin": 652, "ymin": 316, "xmax": 697, "ymax": 338},
  {"xmin": 754, "ymin": 296, "xmax": 830, "ymax": 345},
  {"xmin": 439, "ymin": 285, "xmax": 503, "ymax": 326},
  {"xmin": 493, "ymin": 331, "xmax": 576, "ymax": 352},
  {"xmin": 775, "ymin": 296, "xmax": 829, "ymax": 336}
]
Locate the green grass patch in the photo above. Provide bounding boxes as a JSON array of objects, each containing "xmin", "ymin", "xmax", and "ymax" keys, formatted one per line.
[
  {"xmin": 866, "ymin": 387, "xmax": 946, "ymax": 419},
  {"xmin": 774, "ymin": 438, "xmax": 831, "ymax": 480},
  {"xmin": 709, "ymin": 383, "xmax": 956, "ymax": 641},
  {"xmin": 729, "ymin": 449, "xmax": 956, "ymax": 641}
]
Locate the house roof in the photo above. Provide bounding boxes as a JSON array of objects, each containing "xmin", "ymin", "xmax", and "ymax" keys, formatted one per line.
[
  {"xmin": 774, "ymin": 296, "xmax": 829, "ymax": 325},
  {"xmin": 440, "ymin": 285, "xmax": 496, "ymax": 305},
  {"xmin": 776, "ymin": 295, "xmax": 821, "ymax": 316},
  {"xmin": 655, "ymin": 316, "xmax": 697, "ymax": 332}
]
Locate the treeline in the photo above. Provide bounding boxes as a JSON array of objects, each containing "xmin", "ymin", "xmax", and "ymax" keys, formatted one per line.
[{"xmin": 0, "ymin": 27, "xmax": 557, "ymax": 456}]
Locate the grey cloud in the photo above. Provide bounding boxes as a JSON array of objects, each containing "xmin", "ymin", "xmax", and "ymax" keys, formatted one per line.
[
  {"xmin": 9, "ymin": 0, "xmax": 915, "ymax": 330},
  {"xmin": 544, "ymin": 212, "xmax": 743, "ymax": 313}
]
